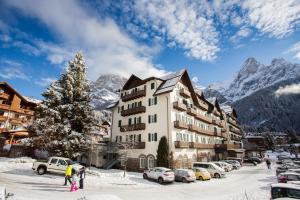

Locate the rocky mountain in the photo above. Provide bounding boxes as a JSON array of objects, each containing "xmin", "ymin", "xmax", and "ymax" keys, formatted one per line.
[
  {"xmin": 204, "ymin": 58, "xmax": 300, "ymax": 133},
  {"xmin": 90, "ymin": 74, "xmax": 127, "ymax": 110}
]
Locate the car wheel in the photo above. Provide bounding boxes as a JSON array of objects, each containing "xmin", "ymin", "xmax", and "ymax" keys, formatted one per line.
[
  {"xmin": 143, "ymin": 173, "xmax": 148, "ymax": 179},
  {"xmin": 214, "ymin": 173, "xmax": 221, "ymax": 178},
  {"xmin": 182, "ymin": 177, "xmax": 188, "ymax": 183},
  {"xmin": 37, "ymin": 167, "xmax": 46, "ymax": 175},
  {"xmin": 198, "ymin": 176, "xmax": 204, "ymax": 181},
  {"xmin": 158, "ymin": 177, "xmax": 164, "ymax": 184}
]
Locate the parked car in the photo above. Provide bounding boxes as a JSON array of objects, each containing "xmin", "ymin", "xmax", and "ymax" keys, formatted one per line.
[
  {"xmin": 276, "ymin": 164, "xmax": 300, "ymax": 176},
  {"xmin": 223, "ymin": 160, "xmax": 241, "ymax": 170},
  {"xmin": 226, "ymin": 157, "xmax": 242, "ymax": 165},
  {"xmin": 243, "ymin": 159, "xmax": 257, "ymax": 166},
  {"xmin": 174, "ymin": 169, "xmax": 196, "ymax": 183},
  {"xmin": 271, "ymin": 183, "xmax": 300, "ymax": 199},
  {"xmin": 277, "ymin": 172, "xmax": 300, "ymax": 183},
  {"xmin": 143, "ymin": 167, "xmax": 175, "ymax": 184},
  {"xmin": 192, "ymin": 167, "xmax": 211, "ymax": 181},
  {"xmin": 192, "ymin": 162, "xmax": 225, "ymax": 178},
  {"xmin": 213, "ymin": 162, "xmax": 232, "ymax": 172},
  {"xmin": 32, "ymin": 157, "xmax": 83, "ymax": 175},
  {"xmin": 277, "ymin": 156, "xmax": 292, "ymax": 164},
  {"xmin": 249, "ymin": 157, "xmax": 262, "ymax": 164}
]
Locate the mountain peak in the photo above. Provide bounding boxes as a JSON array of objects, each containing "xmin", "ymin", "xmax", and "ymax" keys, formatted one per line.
[
  {"xmin": 240, "ymin": 57, "xmax": 260, "ymax": 75},
  {"xmin": 271, "ymin": 58, "xmax": 287, "ymax": 66}
]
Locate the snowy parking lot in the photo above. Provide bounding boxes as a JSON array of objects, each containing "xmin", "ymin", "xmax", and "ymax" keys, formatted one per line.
[{"xmin": 0, "ymin": 157, "xmax": 277, "ymax": 200}]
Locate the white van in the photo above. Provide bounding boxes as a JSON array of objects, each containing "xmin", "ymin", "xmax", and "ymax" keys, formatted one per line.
[{"xmin": 192, "ymin": 162, "xmax": 226, "ymax": 178}]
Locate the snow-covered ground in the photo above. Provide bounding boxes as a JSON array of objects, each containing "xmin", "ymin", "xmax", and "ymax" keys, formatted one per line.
[{"xmin": 0, "ymin": 153, "xmax": 282, "ymax": 200}]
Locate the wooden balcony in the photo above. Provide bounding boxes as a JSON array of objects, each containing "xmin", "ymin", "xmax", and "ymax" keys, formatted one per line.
[
  {"xmin": 0, "ymin": 104, "xmax": 10, "ymax": 110},
  {"xmin": 121, "ymin": 87, "xmax": 146, "ymax": 102},
  {"xmin": 229, "ymin": 127, "xmax": 241, "ymax": 135},
  {"xmin": 18, "ymin": 108, "xmax": 34, "ymax": 115},
  {"xmin": 120, "ymin": 123, "xmax": 146, "ymax": 132},
  {"xmin": 10, "ymin": 118, "xmax": 23, "ymax": 124},
  {"xmin": 118, "ymin": 142, "xmax": 146, "ymax": 149},
  {"xmin": 189, "ymin": 142, "xmax": 214, "ymax": 149},
  {"xmin": 227, "ymin": 144, "xmax": 241, "ymax": 149},
  {"xmin": 212, "ymin": 119, "xmax": 222, "ymax": 127},
  {"xmin": 173, "ymin": 101, "xmax": 186, "ymax": 111},
  {"xmin": 179, "ymin": 88, "xmax": 191, "ymax": 98},
  {"xmin": 121, "ymin": 106, "xmax": 146, "ymax": 116},
  {"xmin": 0, "ymin": 93, "xmax": 9, "ymax": 99},
  {"xmin": 187, "ymin": 107, "xmax": 197, "ymax": 116},
  {"xmin": 196, "ymin": 128, "xmax": 214, "ymax": 136},
  {"xmin": 195, "ymin": 113, "xmax": 212, "ymax": 124},
  {"xmin": 0, "ymin": 116, "xmax": 7, "ymax": 121},
  {"xmin": 174, "ymin": 120, "xmax": 188, "ymax": 129},
  {"xmin": 228, "ymin": 118, "xmax": 240, "ymax": 128},
  {"xmin": 213, "ymin": 130, "xmax": 222, "ymax": 137},
  {"xmin": 198, "ymin": 100, "xmax": 209, "ymax": 111},
  {"xmin": 188, "ymin": 124, "xmax": 197, "ymax": 132},
  {"xmin": 174, "ymin": 141, "xmax": 190, "ymax": 148}
]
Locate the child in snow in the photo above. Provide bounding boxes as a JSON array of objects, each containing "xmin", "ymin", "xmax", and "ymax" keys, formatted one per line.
[{"xmin": 70, "ymin": 173, "xmax": 78, "ymax": 192}]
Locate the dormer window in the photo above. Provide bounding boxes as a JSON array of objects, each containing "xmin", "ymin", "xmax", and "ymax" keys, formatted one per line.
[{"xmin": 151, "ymin": 82, "xmax": 155, "ymax": 90}]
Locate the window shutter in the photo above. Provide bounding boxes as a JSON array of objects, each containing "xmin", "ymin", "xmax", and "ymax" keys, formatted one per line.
[
  {"xmin": 148, "ymin": 133, "xmax": 151, "ymax": 142},
  {"xmin": 154, "ymin": 114, "xmax": 157, "ymax": 122},
  {"xmin": 139, "ymin": 116, "xmax": 141, "ymax": 123},
  {"xmin": 148, "ymin": 115, "xmax": 151, "ymax": 123},
  {"xmin": 154, "ymin": 97, "xmax": 157, "ymax": 105},
  {"xmin": 148, "ymin": 98, "xmax": 151, "ymax": 106},
  {"xmin": 154, "ymin": 133, "xmax": 157, "ymax": 141},
  {"xmin": 138, "ymin": 134, "xmax": 141, "ymax": 142}
]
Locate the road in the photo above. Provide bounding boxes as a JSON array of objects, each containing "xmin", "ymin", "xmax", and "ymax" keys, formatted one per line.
[{"xmin": 0, "ymin": 160, "xmax": 276, "ymax": 200}]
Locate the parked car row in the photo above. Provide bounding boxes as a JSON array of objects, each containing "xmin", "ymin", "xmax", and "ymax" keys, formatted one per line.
[{"xmin": 143, "ymin": 160, "xmax": 243, "ymax": 184}]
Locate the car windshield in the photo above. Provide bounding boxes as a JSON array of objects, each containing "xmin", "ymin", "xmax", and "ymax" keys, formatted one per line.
[{"xmin": 272, "ymin": 187, "xmax": 300, "ymax": 199}]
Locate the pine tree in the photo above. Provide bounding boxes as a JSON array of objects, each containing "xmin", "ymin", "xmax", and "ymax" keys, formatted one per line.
[
  {"xmin": 29, "ymin": 53, "xmax": 94, "ymax": 159},
  {"xmin": 156, "ymin": 136, "xmax": 169, "ymax": 168}
]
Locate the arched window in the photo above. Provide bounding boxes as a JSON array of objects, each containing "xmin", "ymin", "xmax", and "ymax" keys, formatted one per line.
[
  {"xmin": 148, "ymin": 155, "xmax": 155, "ymax": 169},
  {"xmin": 139, "ymin": 155, "xmax": 146, "ymax": 169}
]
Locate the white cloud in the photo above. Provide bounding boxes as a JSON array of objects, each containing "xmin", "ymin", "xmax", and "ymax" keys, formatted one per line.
[
  {"xmin": 275, "ymin": 83, "xmax": 300, "ymax": 96},
  {"xmin": 132, "ymin": 0, "xmax": 220, "ymax": 61},
  {"xmin": 4, "ymin": 0, "xmax": 166, "ymax": 80},
  {"xmin": 0, "ymin": 59, "xmax": 29, "ymax": 80},
  {"xmin": 230, "ymin": 26, "xmax": 252, "ymax": 43},
  {"xmin": 242, "ymin": 0, "xmax": 300, "ymax": 38},
  {"xmin": 191, "ymin": 76, "xmax": 199, "ymax": 83},
  {"xmin": 34, "ymin": 77, "xmax": 57, "ymax": 87},
  {"xmin": 286, "ymin": 41, "xmax": 300, "ymax": 60}
]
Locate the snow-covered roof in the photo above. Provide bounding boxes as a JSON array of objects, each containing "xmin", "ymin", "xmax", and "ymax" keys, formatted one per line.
[
  {"xmin": 245, "ymin": 136, "xmax": 265, "ymax": 139},
  {"xmin": 23, "ymin": 96, "xmax": 42, "ymax": 104}
]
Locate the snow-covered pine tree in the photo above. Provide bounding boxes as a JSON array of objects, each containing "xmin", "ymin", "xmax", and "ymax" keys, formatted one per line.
[{"xmin": 29, "ymin": 52, "xmax": 95, "ymax": 159}]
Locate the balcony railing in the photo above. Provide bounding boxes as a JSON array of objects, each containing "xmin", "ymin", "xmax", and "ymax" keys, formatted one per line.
[
  {"xmin": 195, "ymin": 113, "xmax": 212, "ymax": 124},
  {"xmin": 10, "ymin": 118, "xmax": 23, "ymax": 124},
  {"xmin": 174, "ymin": 120, "xmax": 188, "ymax": 129},
  {"xmin": 179, "ymin": 88, "xmax": 191, "ymax": 98},
  {"xmin": 118, "ymin": 142, "xmax": 146, "ymax": 149},
  {"xmin": 187, "ymin": 107, "xmax": 197, "ymax": 116},
  {"xmin": 212, "ymin": 119, "xmax": 222, "ymax": 127},
  {"xmin": 229, "ymin": 127, "xmax": 241, "ymax": 135},
  {"xmin": 173, "ymin": 101, "xmax": 186, "ymax": 111},
  {"xmin": 121, "ymin": 86, "xmax": 146, "ymax": 102},
  {"xmin": 121, "ymin": 106, "xmax": 146, "ymax": 116},
  {"xmin": 198, "ymin": 100, "xmax": 209, "ymax": 110},
  {"xmin": 0, "ymin": 104, "xmax": 10, "ymax": 110},
  {"xmin": 120, "ymin": 123, "xmax": 146, "ymax": 132},
  {"xmin": 189, "ymin": 142, "xmax": 215, "ymax": 149},
  {"xmin": 174, "ymin": 141, "xmax": 190, "ymax": 148},
  {"xmin": 0, "ymin": 116, "xmax": 7, "ymax": 121},
  {"xmin": 18, "ymin": 108, "xmax": 34, "ymax": 115},
  {"xmin": 228, "ymin": 118, "xmax": 240, "ymax": 128},
  {"xmin": 0, "ymin": 93, "xmax": 9, "ymax": 99}
]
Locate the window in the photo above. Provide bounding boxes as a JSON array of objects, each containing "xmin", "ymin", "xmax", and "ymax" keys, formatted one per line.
[
  {"xmin": 148, "ymin": 133, "xmax": 151, "ymax": 142},
  {"xmin": 118, "ymin": 107, "xmax": 120, "ymax": 113},
  {"xmin": 118, "ymin": 120, "xmax": 122, "ymax": 127},
  {"xmin": 148, "ymin": 114, "xmax": 157, "ymax": 123},
  {"xmin": 50, "ymin": 158, "xmax": 58, "ymax": 164},
  {"xmin": 148, "ymin": 156, "xmax": 155, "ymax": 169},
  {"xmin": 138, "ymin": 134, "xmax": 141, "ymax": 142},
  {"xmin": 58, "ymin": 159, "xmax": 67, "ymax": 166},
  {"xmin": 139, "ymin": 156, "xmax": 146, "ymax": 168},
  {"xmin": 148, "ymin": 133, "xmax": 158, "ymax": 142},
  {"xmin": 148, "ymin": 97, "xmax": 157, "ymax": 106},
  {"xmin": 151, "ymin": 82, "xmax": 155, "ymax": 90},
  {"xmin": 0, "ymin": 110, "xmax": 4, "ymax": 116},
  {"xmin": 128, "ymin": 118, "xmax": 132, "ymax": 125}
]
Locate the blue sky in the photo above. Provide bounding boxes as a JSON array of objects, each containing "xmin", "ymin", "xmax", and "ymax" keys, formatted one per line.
[{"xmin": 0, "ymin": 0, "xmax": 300, "ymax": 99}]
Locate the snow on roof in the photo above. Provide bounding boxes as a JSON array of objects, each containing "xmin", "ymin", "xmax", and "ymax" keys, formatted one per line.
[
  {"xmin": 23, "ymin": 96, "xmax": 42, "ymax": 104},
  {"xmin": 220, "ymin": 105, "xmax": 232, "ymax": 113},
  {"xmin": 154, "ymin": 70, "xmax": 184, "ymax": 95},
  {"xmin": 245, "ymin": 135, "xmax": 265, "ymax": 139}
]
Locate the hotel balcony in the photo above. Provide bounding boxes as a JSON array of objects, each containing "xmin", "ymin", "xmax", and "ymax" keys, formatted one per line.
[
  {"xmin": 174, "ymin": 120, "xmax": 188, "ymax": 129},
  {"xmin": 213, "ymin": 129, "xmax": 223, "ymax": 137},
  {"xmin": 121, "ymin": 87, "xmax": 146, "ymax": 102},
  {"xmin": 0, "ymin": 116, "xmax": 7, "ymax": 121},
  {"xmin": 212, "ymin": 119, "xmax": 222, "ymax": 127},
  {"xmin": 215, "ymin": 144, "xmax": 241, "ymax": 151},
  {"xmin": 118, "ymin": 142, "xmax": 146, "ymax": 149},
  {"xmin": 0, "ymin": 104, "xmax": 10, "ymax": 110},
  {"xmin": 0, "ymin": 93, "xmax": 9, "ymax": 99},
  {"xmin": 18, "ymin": 108, "xmax": 34, "ymax": 115},
  {"xmin": 228, "ymin": 118, "xmax": 240, "ymax": 128},
  {"xmin": 121, "ymin": 106, "xmax": 146, "ymax": 116},
  {"xmin": 189, "ymin": 142, "xmax": 215, "ymax": 149},
  {"xmin": 187, "ymin": 107, "xmax": 197, "ymax": 116},
  {"xmin": 196, "ymin": 128, "xmax": 214, "ymax": 136},
  {"xmin": 198, "ymin": 100, "xmax": 209, "ymax": 111},
  {"xmin": 120, "ymin": 123, "xmax": 146, "ymax": 132},
  {"xmin": 10, "ymin": 118, "xmax": 23, "ymax": 124},
  {"xmin": 173, "ymin": 101, "xmax": 186, "ymax": 111},
  {"xmin": 229, "ymin": 127, "xmax": 241, "ymax": 135},
  {"xmin": 179, "ymin": 88, "xmax": 191, "ymax": 98},
  {"xmin": 174, "ymin": 141, "xmax": 190, "ymax": 148},
  {"xmin": 195, "ymin": 113, "xmax": 212, "ymax": 124}
]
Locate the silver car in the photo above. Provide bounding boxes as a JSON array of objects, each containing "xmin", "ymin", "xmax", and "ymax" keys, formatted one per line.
[
  {"xmin": 143, "ymin": 167, "xmax": 175, "ymax": 184},
  {"xmin": 174, "ymin": 169, "xmax": 196, "ymax": 183}
]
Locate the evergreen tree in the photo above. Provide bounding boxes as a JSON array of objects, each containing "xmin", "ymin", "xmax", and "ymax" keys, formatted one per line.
[
  {"xmin": 156, "ymin": 136, "xmax": 169, "ymax": 168},
  {"xmin": 29, "ymin": 53, "xmax": 94, "ymax": 159}
]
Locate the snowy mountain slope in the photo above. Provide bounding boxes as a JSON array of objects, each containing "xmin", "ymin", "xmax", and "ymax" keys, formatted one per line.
[
  {"xmin": 90, "ymin": 74, "xmax": 127, "ymax": 110},
  {"xmin": 225, "ymin": 58, "xmax": 300, "ymax": 102}
]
